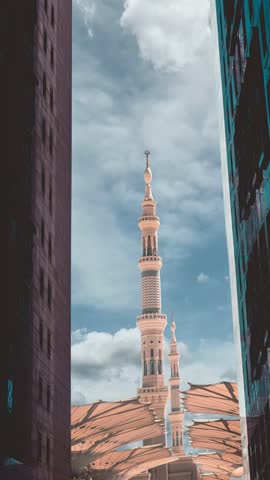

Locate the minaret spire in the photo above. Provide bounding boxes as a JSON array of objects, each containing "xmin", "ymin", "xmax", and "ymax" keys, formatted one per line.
[
  {"xmin": 137, "ymin": 151, "xmax": 168, "ymax": 446},
  {"xmin": 168, "ymin": 314, "xmax": 184, "ymax": 455},
  {"xmin": 145, "ymin": 149, "xmax": 150, "ymax": 168}
]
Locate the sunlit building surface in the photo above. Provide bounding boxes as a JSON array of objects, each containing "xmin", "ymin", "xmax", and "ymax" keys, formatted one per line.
[
  {"xmin": 1, "ymin": 2, "xmax": 72, "ymax": 479},
  {"xmin": 215, "ymin": 1, "xmax": 270, "ymax": 478}
]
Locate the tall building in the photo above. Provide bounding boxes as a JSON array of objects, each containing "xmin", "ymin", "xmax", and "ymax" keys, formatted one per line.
[
  {"xmin": 215, "ymin": 1, "xmax": 270, "ymax": 478},
  {"xmin": 136, "ymin": 153, "xmax": 198, "ymax": 480},
  {"xmin": 1, "ymin": 2, "xmax": 72, "ymax": 479}
]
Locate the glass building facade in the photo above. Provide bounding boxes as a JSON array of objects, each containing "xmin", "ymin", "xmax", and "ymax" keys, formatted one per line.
[{"xmin": 215, "ymin": 1, "xmax": 270, "ymax": 479}]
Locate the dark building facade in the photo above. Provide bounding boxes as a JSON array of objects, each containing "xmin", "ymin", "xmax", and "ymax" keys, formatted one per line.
[
  {"xmin": 1, "ymin": 1, "xmax": 71, "ymax": 479},
  {"xmin": 215, "ymin": 0, "xmax": 270, "ymax": 479}
]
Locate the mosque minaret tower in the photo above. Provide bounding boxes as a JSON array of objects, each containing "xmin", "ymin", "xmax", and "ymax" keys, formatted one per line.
[
  {"xmin": 168, "ymin": 317, "xmax": 184, "ymax": 455},
  {"xmin": 137, "ymin": 151, "xmax": 168, "ymax": 446},
  {"xmin": 135, "ymin": 152, "xmax": 199, "ymax": 480}
]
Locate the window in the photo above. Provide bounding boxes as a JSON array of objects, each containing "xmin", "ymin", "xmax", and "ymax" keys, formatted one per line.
[
  {"xmin": 10, "ymin": 217, "xmax": 17, "ymax": 242},
  {"xmin": 48, "ymin": 234, "xmax": 52, "ymax": 262},
  {"xmin": 47, "ymin": 383, "xmax": 51, "ymax": 412},
  {"xmin": 38, "ymin": 432, "xmax": 42, "ymax": 462},
  {"xmin": 39, "ymin": 375, "xmax": 43, "ymax": 403},
  {"xmin": 7, "ymin": 379, "xmax": 13, "ymax": 414},
  {"xmin": 248, "ymin": 0, "xmax": 253, "ymax": 21},
  {"xmin": 49, "ymin": 182, "xmax": 53, "ymax": 215},
  {"xmin": 41, "ymin": 219, "xmax": 45, "ymax": 247},
  {"xmin": 260, "ymin": 6, "xmax": 267, "ymax": 55},
  {"xmin": 42, "ymin": 72, "xmax": 46, "ymax": 98},
  {"xmin": 43, "ymin": 29, "xmax": 47, "ymax": 53},
  {"xmin": 50, "ymin": 46, "xmax": 54, "ymax": 69},
  {"xmin": 42, "ymin": 117, "xmax": 46, "ymax": 145},
  {"xmin": 143, "ymin": 350, "xmax": 147, "ymax": 375},
  {"xmin": 158, "ymin": 349, "xmax": 162, "ymax": 374},
  {"xmin": 150, "ymin": 348, "xmax": 155, "ymax": 374},
  {"xmin": 47, "ymin": 281, "xmax": 52, "ymax": 310},
  {"xmin": 40, "ymin": 268, "xmax": 44, "ymax": 298},
  {"xmin": 39, "ymin": 319, "xmax": 43, "ymax": 349},
  {"xmin": 147, "ymin": 235, "xmax": 151, "ymax": 256},
  {"xmin": 42, "ymin": 167, "xmax": 45, "ymax": 196},
  {"xmin": 51, "ymin": 5, "xmax": 55, "ymax": 28},
  {"xmin": 47, "ymin": 329, "xmax": 51, "ymax": 359},
  {"xmin": 49, "ymin": 128, "xmax": 53, "ymax": 155},
  {"xmin": 46, "ymin": 437, "xmax": 50, "ymax": 466},
  {"xmin": 50, "ymin": 87, "xmax": 53, "ymax": 112}
]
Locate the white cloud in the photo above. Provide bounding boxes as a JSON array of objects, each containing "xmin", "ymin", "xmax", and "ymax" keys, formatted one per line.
[
  {"xmin": 72, "ymin": 0, "xmax": 223, "ymax": 311},
  {"xmin": 73, "ymin": 0, "xmax": 96, "ymax": 37},
  {"xmin": 71, "ymin": 327, "xmax": 236, "ymax": 404},
  {"xmin": 197, "ymin": 272, "xmax": 209, "ymax": 284},
  {"xmin": 120, "ymin": 0, "xmax": 211, "ymax": 71}
]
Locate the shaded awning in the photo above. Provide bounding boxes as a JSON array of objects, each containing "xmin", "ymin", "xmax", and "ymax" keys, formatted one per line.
[
  {"xmin": 71, "ymin": 398, "xmax": 164, "ymax": 460},
  {"xmin": 188, "ymin": 418, "xmax": 241, "ymax": 455},
  {"xmin": 193, "ymin": 453, "xmax": 243, "ymax": 478},
  {"xmin": 183, "ymin": 382, "xmax": 239, "ymax": 417},
  {"xmin": 199, "ymin": 473, "xmax": 229, "ymax": 480},
  {"xmin": 71, "ymin": 398, "xmax": 169, "ymax": 477},
  {"xmin": 88, "ymin": 445, "xmax": 176, "ymax": 480},
  {"xmin": 188, "ymin": 419, "xmax": 242, "ymax": 480}
]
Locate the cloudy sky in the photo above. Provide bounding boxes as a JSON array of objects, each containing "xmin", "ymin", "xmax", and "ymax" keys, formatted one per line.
[{"xmin": 71, "ymin": 0, "xmax": 236, "ymax": 407}]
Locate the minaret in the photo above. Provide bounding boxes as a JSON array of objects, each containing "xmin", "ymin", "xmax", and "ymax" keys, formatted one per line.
[
  {"xmin": 168, "ymin": 317, "xmax": 184, "ymax": 455},
  {"xmin": 137, "ymin": 151, "xmax": 168, "ymax": 446}
]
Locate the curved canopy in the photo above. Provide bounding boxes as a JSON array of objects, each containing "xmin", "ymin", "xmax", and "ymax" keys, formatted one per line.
[
  {"xmin": 188, "ymin": 419, "xmax": 242, "ymax": 479},
  {"xmin": 183, "ymin": 382, "xmax": 239, "ymax": 416},
  {"xmin": 71, "ymin": 398, "xmax": 169, "ymax": 476},
  {"xmin": 188, "ymin": 418, "xmax": 241, "ymax": 455},
  {"xmin": 193, "ymin": 452, "xmax": 243, "ymax": 478},
  {"xmin": 87, "ymin": 445, "xmax": 176, "ymax": 480}
]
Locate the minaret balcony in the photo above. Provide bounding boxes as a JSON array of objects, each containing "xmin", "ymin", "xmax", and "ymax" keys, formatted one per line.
[
  {"xmin": 137, "ymin": 313, "xmax": 167, "ymax": 332},
  {"xmin": 138, "ymin": 256, "xmax": 162, "ymax": 272},
  {"xmin": 138, "ymin": 215, "xmax": 160, "ymax": 231}
]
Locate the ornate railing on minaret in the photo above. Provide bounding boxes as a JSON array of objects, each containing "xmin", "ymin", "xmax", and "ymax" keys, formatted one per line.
[
  {"xmin": 137, "ymin": 151, "xmax": 168, "ymax": 446},
  {"xmin": 168, "ymin": 316, "xmax": 184, "ymax": 455}
]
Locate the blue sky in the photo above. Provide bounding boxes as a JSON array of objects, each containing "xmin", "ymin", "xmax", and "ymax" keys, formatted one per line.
[{"xmin": 71, "ymin": 0, "xmax": 236, "ymax": 405}]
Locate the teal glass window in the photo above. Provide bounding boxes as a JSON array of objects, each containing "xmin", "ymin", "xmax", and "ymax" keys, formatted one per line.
[{"xmin": 7, "ymin": 379, "xmax": 13, "ymax": 413}]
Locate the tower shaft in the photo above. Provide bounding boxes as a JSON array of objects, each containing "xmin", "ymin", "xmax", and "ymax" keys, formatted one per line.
[
  {"xmin": 168, "ymin": 320, "xmax": 184, "ymax": 455},
  {"xmin": 137, "ymin": 153, "xmax": 168, "ymax": 445}
]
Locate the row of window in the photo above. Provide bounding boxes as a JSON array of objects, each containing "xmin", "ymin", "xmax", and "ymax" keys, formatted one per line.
[
  {"xmin": 41, "ymin": 168, "xmax": 53, "ymax": 214},
  {"xmin": 42, "ymin": 72, "xmax": 54, "ymax": 113},
  {"xmin": 38, "ymin": 375, "xmax": 51, "ymax": 412},
  {"xmin": 44, "ymin": 0, "xmax": 55, "ymax": 29},
  {"xmin": 37, "ymin": 431, "xmax": 51, "ymax": 467},
  {"xmin": 43, "ymin": 28, "xmax": 54, "ymax": 70},
  {"xmin": 39, "ymin": 267, "xmax": 52, "ymax": 310},
  {"xmin": 39, "ymin": 320, "xmax": 51, "ymax": 359},
  {"xmin": 40, "ymin": 218, "xmax": 52, "ymax": 262},
  {"xmin": 41, "ymin": 117, "xmax": 53, "ymax": 155}
]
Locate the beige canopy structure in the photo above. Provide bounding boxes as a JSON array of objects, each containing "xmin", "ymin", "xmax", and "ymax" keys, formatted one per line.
[
  {"xmin": 187, "ymin": 419, "xmax": 242, "ymax": 480},
  {"xmin": 188, "ymin": 418, "xmax": 241, "ymax": 455},
  {"xmin": 86, "ymin": 445, "xmax": 177, "ymax": 480},
  {"xmin": 193, "ymin": 453, "xmax": 244, "ymax": 478},
  {"xmin": 71, "ymin": 398, "xmax": 174, "ymax": 478},
  {"xmin": 183, "ymin": 382, "xmax": 239, "ymax": 417}
]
